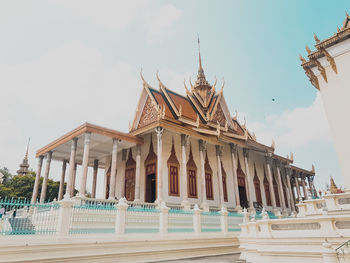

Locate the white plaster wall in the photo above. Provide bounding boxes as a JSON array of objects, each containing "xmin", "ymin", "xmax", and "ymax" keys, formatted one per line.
[{"xmin": 312, "ymin": 39, "xmax": 350, "ymax": 189}]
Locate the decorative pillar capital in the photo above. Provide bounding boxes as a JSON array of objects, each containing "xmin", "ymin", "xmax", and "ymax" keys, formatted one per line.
[
  {"xmin": 216, "ymin": 145, "xmax": 223, "ymax": 158},
  {"xmin": 46, "ymin": 151, "xmax": 52, "ymax": 160},
  {"xmin": 198, "ymin": 139, "xmax": 206, "ymax": 153},
  {"xmin": 155, "ymin": 127, "xmax": 164, "ymax": 137},
  {"xmin": 71, "ymin": 137, "xmax": 78, "ymax": 150},
  {"xmin": 181, "ymin": 134, "xmax": 189, "ymax": 147},
  {"xmin": 265, "ymin": 154, "xmax": 273, "ymax": 165},
  {"xmin": 136, "ymin": 144, "xmax": 141, "ymax": 155},
  {"xmin": 230, "ymin": 143, "xmax": 237, "ymax": 155},
  {"xmin": 243, "ymin": 148, "xmax": 249, "ymax": 159},
  {"xmin": 84, "ymin": 132, "xmax": 91, "ymax": 144}
]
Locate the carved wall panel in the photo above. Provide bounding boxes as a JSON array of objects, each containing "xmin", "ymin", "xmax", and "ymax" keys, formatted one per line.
[{"xmin": 137, "ymin": 96, "xmax": 158, "ymax": 129}]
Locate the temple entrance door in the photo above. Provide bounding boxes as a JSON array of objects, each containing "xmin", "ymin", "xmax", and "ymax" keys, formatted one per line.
[
  {"xmin": 239, "ymin": 186, "xmax": 248, "ymax": 208},
  {"xmin": 238, "ymin": 175, "xmax": 248, "ymax": 208},
  {"xmin": 145, "ymin": 173, "xmax": 156, "ymax": 203},
  {"xmin": 145, "ymin": 163, "xmax": 156, "ymax": 203}
]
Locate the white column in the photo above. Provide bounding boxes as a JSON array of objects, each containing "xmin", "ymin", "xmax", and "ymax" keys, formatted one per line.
[
  {"xmin": 155, "ymin": 127, "xmax": 164, "ymax": 203},
  {"xmin": 116, "ymin": 149, "xmax": 127, "ymax": 198},
  {"xmin": 285, "ymin": 166, "xmax": 296, "ymax": 212},
  {"xmin": 295, "ymin": 172, "xmax": 301, "ymax": 200},
  {"xmin": 266, "ymin": 154, "xmax": 277, "ymax": 211},
  {"xmin": 40, "ymin": 151, "xmax": 52, "ymax": 203},
  {"xmin": 199, "ymin": 140, "xmax": 208, "ymax": 210},
  {"xmin": 181, "ymin": 134, "xmax": 189, "ymax": 209},
  {"xmin": 275, "ymin": 160, "xmax": 286, "ymax": 211},
  {"xmin": 79, "ymin": 132, "xmax": 91, "ymax": 196},
  {"xmin": 134, "ymin": 145, "xmax": 141, "ymax": 201},
  {"xmin": 91, "ymin": 159, "xmax": 98, "ymax": 198},
  {"xmin": 109, "ymin": 138, "xmax": 118, "ymax": 199},
  {"xmin": 302, "ymin": 176, "xmax": 308, "ymax": 200},
  {"xmin": 31, "ymin": 155, "xmax": 44, "ymax": 204},
  {"xmin": 230, "ymin": 144, "xmax": 241, "ymax": 211},
  {"xmin": 70, "ymin": 163, "xmax": 77, "ymax": 197},
  {"xmin": 216, "ymin": 145, "xmax": 224, "ymax": 207},
  {"xmin": 243, "ymin": 149, "xmax": 254, "ymax": 210},
  {"xmin": 65, "ymin": 138, "xmax": 78, "ymax": 198},
  {"xmin": 58, "ymin": 160, "xmax": 67, "ymax": 201}
]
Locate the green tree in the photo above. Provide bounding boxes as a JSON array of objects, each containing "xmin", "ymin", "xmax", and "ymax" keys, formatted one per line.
[{"xmin": 0, "ymin": 167, "xmax": 72, "ymax": 202}]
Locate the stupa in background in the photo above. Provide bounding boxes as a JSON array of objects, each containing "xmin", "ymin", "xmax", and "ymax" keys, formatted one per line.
[{"xmin": 17, "ymin": 139, "xmax": 30, "ymax": 176}]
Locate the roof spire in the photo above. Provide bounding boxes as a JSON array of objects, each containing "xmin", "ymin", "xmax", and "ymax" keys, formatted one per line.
[
  {"xmin": 198, "ymin": 35, "xmax": 202, "ymax": 71},
  {"xmin": 17, "ymin": 138, "xmax": 30, "ymax": 176},
  {"xmin": 25, "ymin": 137, "xmax": 30, "ymax": 160}
]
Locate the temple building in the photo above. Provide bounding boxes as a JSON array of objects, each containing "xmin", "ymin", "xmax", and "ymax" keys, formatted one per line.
[
  {"xmin": 31, "ymin": 45, "xmax": 316, "ymax": 213},
  {"xmin": 17, "ymin": 139, "xmax": 30, "ymax": 176}
]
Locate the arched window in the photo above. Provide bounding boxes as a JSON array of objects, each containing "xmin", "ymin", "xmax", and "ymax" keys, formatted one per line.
[
  {"xmin": 253, "ymin": 163, "xmax": 262, "ymax": 204},
  {"xmin": 263, "ymin": 168, "xmax": 271, "ymax": 206},
  {"xmin": 187, "ymin": 143, "xmax": 197, "ymax": 198},
  {"xmin": 167, "ymin": 137, "xmax": 180, "ymax": 196},
  {"xmin": 221, "ymin": 161, "xmax": 228, "ymax": 202},
  {"xmin": 205, "ymin": 153, "xmax": 213, "ymax": 200},
  {"xmin": 272, "ymin": 172, "xmax": 281, "ymax": 207},
  {"xmin": 125, "ymin": 149, "xmax": 136, "ymax": 201}
]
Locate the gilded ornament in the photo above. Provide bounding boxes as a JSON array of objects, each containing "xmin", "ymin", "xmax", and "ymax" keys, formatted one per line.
[{"xmin": 313, "ymin": 33, "xmax": 320, "ymax": 44}]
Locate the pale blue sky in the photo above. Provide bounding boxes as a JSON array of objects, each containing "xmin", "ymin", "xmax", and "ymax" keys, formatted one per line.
[{"xmin": 0, "ymin": 1, "xmax": 347, "ymax": 194}]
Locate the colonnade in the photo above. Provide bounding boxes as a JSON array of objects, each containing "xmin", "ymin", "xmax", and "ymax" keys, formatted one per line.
[{"xmin": 31, "ymin": 128, "xmax": 315, "ymax": 215}]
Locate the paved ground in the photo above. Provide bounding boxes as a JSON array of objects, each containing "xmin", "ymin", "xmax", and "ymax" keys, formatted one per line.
[{"xmin": 156, "ymin": 254, "xmax": 241, "ymax": 263}]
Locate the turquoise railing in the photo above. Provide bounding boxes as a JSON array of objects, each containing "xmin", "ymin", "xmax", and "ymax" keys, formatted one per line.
[{"xmin": 0, "ymin": 197, "xmax": 59, "ymax": 235}]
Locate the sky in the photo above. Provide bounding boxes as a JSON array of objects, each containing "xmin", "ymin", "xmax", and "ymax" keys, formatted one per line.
[{"xmin": 0, "ymin": 0, "xmax": 348, "ymax": 197}]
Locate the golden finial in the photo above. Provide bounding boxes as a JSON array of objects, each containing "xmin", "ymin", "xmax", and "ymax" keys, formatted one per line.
[
  {"xmin": 346, "ymin": 11, "xmax": 349, "ymax": 18},
  {"xmin": 305, "ymin": 45, "xmax": 312, "ymax": 55},
  {"xmin": 129, "ymin": 121, "xmax": 132, "ymax": 132},
  {"xmin": 299, "ymin": 54, "xmax": 306, "ymax": 64},
  {"xmin": 311, "ymin": 164, "xmax": 315, "ymax": 173},
  {"xmin": 24, "ymin": 138, "xmax": 30, "ymax": 160},
  {"xmin": 196, "ymin": 114, "xmax": 200, "ymax": 127},
  {"xmin": 220, "ymin": 77, "xmax": 225, "ymax": 93},
  {"xmin": 242, "ymin": 116, "xmax": 246, "ymax": 129},
  {"xmin": 290, "ymin": 152, "xmax": 294, "ymax": 162},
  {"xmin": 189, "ymin": 76, "xmax": 194, "ymax": 90},
  {"xmin": 233, "ymin": 110, "xmax": 238, "ymax": 121},
  {"xmin": 252, "ymin": 132, "xmax": 256, "ymax": 141},
  {"xmin": 216, "ymin": 121, "xmax": 221, "ymax": 136},
  {"xmin": 271, "ymin": 139, "xmax": 275, "ymax": 150},
  {"xmin": 314, "ymin": 33, "xmax": 320, "ymax": 44}
]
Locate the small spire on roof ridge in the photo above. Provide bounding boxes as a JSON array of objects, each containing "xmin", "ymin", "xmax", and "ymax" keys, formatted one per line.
[
  {"xmin": 346, "ymin": 11, "xmax": 349, "ymax": 18},
  {"xmin": 314, "ymin": 33, "xmax": 320, "ymax": 44},
  {"xmin": 299, "ymin": 54, "xmax": 306, "ymax": 63},
  {"xmin": 305, "ymin": 45, "xmax": 312, "ymax": 55}
]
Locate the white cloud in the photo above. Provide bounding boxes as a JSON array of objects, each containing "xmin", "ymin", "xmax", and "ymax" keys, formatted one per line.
[
  {"xmin": 248, "ymin": 93, "xmax": 331, "ymax": 151},
  {"xmin": 49, "ymin": 0, "xmax": 149, "ymax": 31},
  {"xmin": 145, "ymin": 4, "xmax": 183, "ymax": 42}
]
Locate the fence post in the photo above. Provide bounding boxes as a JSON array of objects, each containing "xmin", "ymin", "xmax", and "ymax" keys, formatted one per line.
[
  {"xmin": 116, "ymin": 197, "xmax": 128, "ymax": 235},
  {"xmin": 193, "ymin": 204, "xmax": 201, "ymax": 234},
  {"xmin": 159, "ymin": 201, "xmax": 170, "ymax": 235},
  {"xmin": 322, "ymin": 242, "xmax": 337, "ymax": 263},
  {"xmin": 57, "ymin": 198, "xmax": 74, "ymax": 236},
  {"xmin": 219, "ymin": 206, "xmax": 228, "ymax": 233}
]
